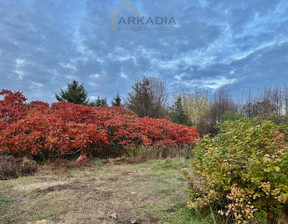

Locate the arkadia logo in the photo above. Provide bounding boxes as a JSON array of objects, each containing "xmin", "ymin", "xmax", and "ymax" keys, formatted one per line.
[{"xmin": 111, "ymin": 1, "xmax": 177, "ymax": 32}]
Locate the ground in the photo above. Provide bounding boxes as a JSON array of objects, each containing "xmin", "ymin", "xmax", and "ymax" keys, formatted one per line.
[{"xmin": 0, "ymin": 158, "xmax": 211, "ymax": 224}]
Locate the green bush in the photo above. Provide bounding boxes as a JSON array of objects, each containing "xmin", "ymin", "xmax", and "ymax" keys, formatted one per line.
[
  {"xmin": 221, "ymin": 112, "xmax": 244, "ymax": 122},
  {"xmin": 184, "ymin": 119, "xmax": 288, "ymax": 223}
]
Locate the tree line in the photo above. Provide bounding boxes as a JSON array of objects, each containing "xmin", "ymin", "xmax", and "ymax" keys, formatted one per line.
[{"xmin": 56, "ymin": 78, "xmax": 288, "ymax": 136}]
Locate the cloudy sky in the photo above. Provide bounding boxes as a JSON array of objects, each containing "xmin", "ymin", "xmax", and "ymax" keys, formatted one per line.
[{"xmin": 0, "ymin": 0, "xmax": 288, "ymax": 103}]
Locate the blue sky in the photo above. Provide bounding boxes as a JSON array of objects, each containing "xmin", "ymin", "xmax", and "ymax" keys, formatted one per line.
[{"xmin": 0, "ymin": 0, "xmax": 288, "ymax": 103}]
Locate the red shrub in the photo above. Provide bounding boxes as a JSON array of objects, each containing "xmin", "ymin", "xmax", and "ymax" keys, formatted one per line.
[
  {"xmin": 0, "ymin": 90, "xmax": 28, "ymax": 122},
  {"xmin": 0, "ymin": 90, "xmax": 199, "ymax": 159},
  {"xmin": 0, "ymin": 111, "xmax": 109, "ymax": 156},
  {"xmin": 29, "ymin": 101, "xmax": 50, "ymax": 112}
]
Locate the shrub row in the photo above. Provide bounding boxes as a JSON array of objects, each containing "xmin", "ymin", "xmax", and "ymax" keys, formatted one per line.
[{"xmin": 0, "ymin": 90, "xmax": 199, "ymax": 160}]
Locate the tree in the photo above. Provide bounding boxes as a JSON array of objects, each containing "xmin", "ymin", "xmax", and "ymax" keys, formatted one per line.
[
  {"xmin": 180, "ymin": 90, "xmax": 213, "ymax": 135},
  {"xmin": 211, "ymin": 87, "xmax": 238, "ymax": 122},
  {"xmin": 169, "ymin": 96, "xmax": 192, "ymax": 126},
  {"xmin": 89, "ymin": 97, "xmax": 108, "ymax": 107},
  {"xmin": 111, "ymin": 92, "xmax": 122, "ymax": 106},
  {"xmin": 181, "ymin": 90, "xmax": 212, "ymax": 125},
  {"xmin": 180, "ymin": 89, "xmax": 238, "ymax": 136},
  {"xmin": 55, "ymin": 80, "xmax": 88, "ymax": 105},
  {"xmin": 126, "ymin": 77, "xmax": 167, "ymax": 118},
  {"xmin": 242, "ymin": 86, "xmax": 284, "ymax": 118}
]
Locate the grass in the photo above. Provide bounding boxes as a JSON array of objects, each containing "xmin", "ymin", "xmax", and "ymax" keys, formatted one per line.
[
  {"xmin": 90, "ymin": 159, "xmax": 105, "ymax": 168},
  {"xmin": 0, "ymin": 197, "xmax": 12, "ymax": 218},
  {"xmin": 33, "ymin": 211, "xmax": 56, "ymax": 221},
  {"xmin": 0, "ymin": 158, "xmax": 211, "ymax": 224},
  {"xmin": 151, "ymin": 202, "xmax": 212, "ymax": 224},
  {"xmin": 138, "ymin": 159, "xmax": 211, "ymax": 224},
  {"xmin": 0, "ymin": 198, "xmax": 12, "ymax": 206}
]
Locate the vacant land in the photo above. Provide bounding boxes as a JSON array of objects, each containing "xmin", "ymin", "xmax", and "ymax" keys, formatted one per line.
[{"xmin": 0, "ymin": 159, "xmax": 211, "ymax": 224}]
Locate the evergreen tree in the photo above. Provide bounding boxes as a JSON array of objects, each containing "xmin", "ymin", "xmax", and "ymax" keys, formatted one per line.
[
  {"xmin": 89, "ymin": 97, "xmax": 108, "ymax": 107},
  {"xmin": 126, "ymin": 77, "xmax": 167, "ymax": 118},
  {"xmin": 55, "ymin": 80, "xmax": 88, "ymax": 105},
  {"xmin": 111, "ymin": 92, "xmax": 122, "ymax": 106},
  {"xmin": 170, "ymin": 96, "xmax": 192, "ymax": 126}
]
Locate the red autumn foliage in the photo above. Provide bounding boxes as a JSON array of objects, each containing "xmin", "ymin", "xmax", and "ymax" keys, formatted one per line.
[
  {"xmin": 0, "ymin": 90, "xmax": 199, "ymax": 159},
  {"xmin": 0, "ymin": 90, "xmax": 28, "ymax": 122}
]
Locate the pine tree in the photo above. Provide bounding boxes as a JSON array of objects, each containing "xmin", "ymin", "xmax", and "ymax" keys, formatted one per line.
[
  {"xmin": 170, "ymin": 96, "xmax": 192, "ymax": 126},
  {"xmin": 55, "ymin": 80, "xmax": 88, "ymax": 105},
  {"xmin": 111, "ymin": 92, "xmax": 122, "ymax": 106},
  {"xmin": 89, "ymin": 97, "xmax": 108, "ymax": 107}
]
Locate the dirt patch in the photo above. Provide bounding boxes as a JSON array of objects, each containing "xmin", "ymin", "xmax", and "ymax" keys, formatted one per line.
[
  {"xmin": 13, "ymin": 181, "xmax": 68, "ymax": 192},
  {"xmin": 35, "ymin": 182, "xmax": 91, "ymax": 194},
  {"xmin": 35, "ymin": 184, "xmax": 74, "ymax": 194}
]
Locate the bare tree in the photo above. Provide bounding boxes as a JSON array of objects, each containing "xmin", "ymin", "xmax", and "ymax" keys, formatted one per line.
[
  {"xmin": 284, "ymin": 85, "xmax": 288, "ymax": 116},
  {"xmin": 211, "ymin": 87, "xmax": 238, "ymax": 122},
  {"xmin": 242, "ymin": 86, "xmax": 286, "ymax": 118}
]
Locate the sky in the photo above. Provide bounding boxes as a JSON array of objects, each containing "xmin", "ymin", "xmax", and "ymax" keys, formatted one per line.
[{"xmin": 0, "ymin": 0, "xmax": 288, "ymax": 103}]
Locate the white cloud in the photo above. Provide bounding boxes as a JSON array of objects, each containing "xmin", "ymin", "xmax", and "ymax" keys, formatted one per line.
[
  {"xmin": 29, "ymin": 80, "xmax": 44, "ymax": 87},
  {"xmin": 120, "ymin": 71, "xmax": 128, "ymax": 79},
  {"xmin": 171, "ymin": 76, "xmax": 237, "ymax": 90},
  {"xmin": 14, "ymin": 59, "xmax": 26, "ymax": 80},
  {"xmin": 60, "ymin": 62, "xmax": 77, "ymax": 71},
  {"xmin": 88, "ymin": 82, "xmax": 99, "ymax": 87},
  {"xmin": 90, "ymin": 74, "xmax": 100, "ymax": 78}
]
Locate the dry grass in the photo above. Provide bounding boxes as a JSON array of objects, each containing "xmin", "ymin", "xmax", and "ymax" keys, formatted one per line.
[
  {"xmin": 0, "ymin": 158, "xmax": 211, "ymax": 224},
  {"xmin": 123, "ymin": 145, "xmax": 194, "ymax": 163}
]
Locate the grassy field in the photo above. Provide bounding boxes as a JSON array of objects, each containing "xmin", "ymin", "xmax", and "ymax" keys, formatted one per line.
[{"xmin": 0, "ymin": 158, "xmax": 212, "ymax": 224}]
